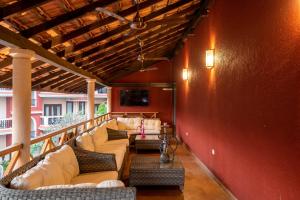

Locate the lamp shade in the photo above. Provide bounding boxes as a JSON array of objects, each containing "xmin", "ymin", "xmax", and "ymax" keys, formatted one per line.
[
  {"xmin": 182, "ymin": 68, "xmax": 189, "ymax": 80},
  {"xmin": 206, "ymin": 49, "xmax": 214, "ymax": 67}
]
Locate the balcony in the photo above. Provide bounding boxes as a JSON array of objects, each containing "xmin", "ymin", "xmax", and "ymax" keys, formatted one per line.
[{"xmin": 0, "ymin": 118, "xmax": 12, "ymax": 130}]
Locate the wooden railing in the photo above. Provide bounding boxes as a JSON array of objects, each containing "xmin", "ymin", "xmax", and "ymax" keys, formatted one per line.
[
  {"xmin": 110, "ymin": 112, "xmax": 159, "ymax": 119},
  {"xmin": 0, "ymin": 113, "xmax": 111, "ymax": 176},
  {"xmin": 0, "ymin": 111, "xmax": 158, "ymax": 176}
]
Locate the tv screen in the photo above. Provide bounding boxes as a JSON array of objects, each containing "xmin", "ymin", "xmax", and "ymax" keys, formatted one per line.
[{"xmin": 120, "ymin": 90, "xmax": 149, "ymax": 106}]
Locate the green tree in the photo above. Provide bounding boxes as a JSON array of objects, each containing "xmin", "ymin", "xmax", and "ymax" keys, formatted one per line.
[{"xmin": 96, "ymin": 102, "xmax": 107, "ymax": 115}]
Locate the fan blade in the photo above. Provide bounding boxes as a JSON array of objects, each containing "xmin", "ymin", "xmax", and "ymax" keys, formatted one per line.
[
  {"xmin": 123, "ymin": 28, "xmax": 138, "ymax": 37},
  {"xmin": 96, "ymin": 7, "xmax": 131, "ymax": 23},
  {"xmin": 140, "ymin": 67, "xmax": 158, "ymax": 72},
  {"xmin": 147, "ymin": 18, "xmax": 188, "ymax": 27},
  {"xmin": 143, "ymin": 57, "xmax": 169, "ymax": 61}
]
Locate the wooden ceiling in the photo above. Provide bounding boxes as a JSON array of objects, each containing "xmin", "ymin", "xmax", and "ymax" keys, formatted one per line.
[{"xmin": 0, "ymin": 0, "xmax": 209, "ymax": 93}]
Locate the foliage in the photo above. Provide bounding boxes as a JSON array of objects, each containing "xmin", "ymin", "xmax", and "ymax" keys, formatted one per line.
[{"xmin": 96, "ymin": 102, "xmax": 107, "ymax": 115}]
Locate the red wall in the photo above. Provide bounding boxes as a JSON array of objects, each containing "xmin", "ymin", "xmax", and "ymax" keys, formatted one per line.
[
  {"xmin": 111, "ymin": 61, "xmax": 173, "ymax": 123},
  {"xmin": 173, "ymin": 0, "xmax": 300, "ymax": 199}
]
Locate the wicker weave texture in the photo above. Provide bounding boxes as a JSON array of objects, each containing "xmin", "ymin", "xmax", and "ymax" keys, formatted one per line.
[{"xmin": 129, "ymin": 156, "xmax": 185, "ymax": 190}]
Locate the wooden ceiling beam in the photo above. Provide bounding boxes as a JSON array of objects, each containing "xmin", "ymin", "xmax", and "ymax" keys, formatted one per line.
[
  {"xmin": 109, "ymin": 82, "xmax": 174, "ymax": 88},
  {"xmin": 0, "ymin": 0, "xmax": 51, "ymax": 19},
  {"xmin": 58, "ymin": 0, "xmax": 195, "ymax": 57},
  {"xmin": 96, "ymin": 38, "xmax": 178, "ymax": 76},
  {"xmin": 77, "ymin": 23, "xmax": 188, "ymax": 68},
  {"xmin": 41, "ymin": 0, "xmax": 161, "ymax": 49},
  {"xmin": 92, "ymin": 34, "xmax": 181, "ymax": 72},
  {"xmin": 172, "ymin": 0, "xmax": 210, "ymax": 57},
  {"xmin": 67, "ymin": 5, "xmax": 196, "ymax": 63},
  {"xmin": 0, "ymin": 60, "xmax": 45, "ymax": 84},
  {"xmin": 50, "ymin": 75, "xmax": 78, "ymax": 90},
  {"xmin": 88, "ymin": 32, "xmax": 183, "ymax": 73},
  {"xmin": 0, "ymin": 25, "xmax": 107, "ymax": 86},
  {"xmin": 32, "ymin": 70, "xmax": 67, "ymax": 88},
  {"xmin": 39, "ymin": 73, "xmax": 74, "ymax": 89},
  {"xmin": 63, "ymin": 79, "xmax": 86, "ymax": 92},
  {"xmin": 19, "ymin": 0, "xmax": 117, "ymax": 38}
]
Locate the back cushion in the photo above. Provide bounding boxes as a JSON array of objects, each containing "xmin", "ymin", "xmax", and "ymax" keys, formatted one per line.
[
  {"xmin": 10, "ymin": 161, "xmax": 45, "ymax": 190},
  {"xmin": 104, "ymin": 119, "xmax": 119, "ymax": 130},
  {"xmin": 76, "ymin": 132, "xmax": 95, "ymax": 151},
  {"xmin": 44, "ymin": 145, "xmax": 79, "ymax": 184},
  {"xmin": 37, "ymin": 159, "xmax": 65, "ymax": 186},
  {"xmin": 117, "ymin": 117, "xmax": 142, "ymax": 130},
  {"xmin": 143, "ymin": 119, "xmax": 161, "ymax": 130},
  {"xmin": 90, "ymin": 125, "xmax": 108, "ymax": 148}
]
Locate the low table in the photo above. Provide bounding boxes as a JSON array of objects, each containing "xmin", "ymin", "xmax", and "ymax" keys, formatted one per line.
[
  {"xmin": 129, "ymin": 156, "xmax": 185, "ymax": 191},
  {"xmin": 135, "ymin": 135, "xmax": 160, "ymax": 151}
]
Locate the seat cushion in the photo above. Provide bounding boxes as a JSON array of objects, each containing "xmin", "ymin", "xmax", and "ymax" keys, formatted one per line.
[
  {"xmin": 90, "ymin": 125, "xmax": 108, "ymax": 148},
  {"xmin": 97, "ymin": 180, "xmax": 125, "ymax": 188},
  {"xmin": 95, "ymin": 144, "xmax": 126, "ymax": 170},
  {"xmin": 70, "ymin": 171, "xmax": 118, "ymax": 185},
  {"xmin": 117, "ymin": 117, "xmax": 142, "ymax": 130},
  {"xmin": 76, "ymin": 132, "xmax": 95, "ymax": 151},
  {"xmin": 44, "ymin": 145, "xmax": 79, "ymax": 184},
  {"xmin": 36, "ymin": 183, "xmax": 97, "ymax": 190},
  {"xmin": 105, "ymin": 139, "xmax": 129, "ymax": 147}
]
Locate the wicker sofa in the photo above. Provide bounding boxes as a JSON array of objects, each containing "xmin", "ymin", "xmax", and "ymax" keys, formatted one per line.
[{"xmin": 0, "ymin": 143, "xmax": 136, "ymax": 200}]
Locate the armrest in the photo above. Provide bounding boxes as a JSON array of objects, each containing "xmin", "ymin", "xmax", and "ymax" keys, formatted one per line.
[
  {"xmin": 0, "ymin": 186, "xmax": 136, "ymax": 200},
  {"xmin": 107, "ymin": 128, "xmax": 128, "ymax": 140},
  {"xmin": 73, "ymin": 148, "xmax": 117, "ymax": 173}
]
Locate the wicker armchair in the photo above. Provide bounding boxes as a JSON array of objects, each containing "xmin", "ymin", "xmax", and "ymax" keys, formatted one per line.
[{"xmin": 0, "ymin": 145, "xmax": 136, "ymax": 200}]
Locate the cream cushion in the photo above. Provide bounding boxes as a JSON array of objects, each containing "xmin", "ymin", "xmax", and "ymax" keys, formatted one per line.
[
  {"xmin": 95, "ymin": 144, "xmax": 126, "ymax": 170},
  {"xmin": 104, "ymin": 119, "xmax": 119, "ymax": 130},
  {"xmin": 10, "ymin": 161, "xmax": 45, "ymax": 190},
  {"xmin": 117, "ymin": 117, "xmax": 142, "ymax": 130},
  {"xmin": 97, "ymin": 180, "xmax": 125, "ymax": 188},
  {"xmin": 37, "ymin": 159, "xmax": 65, "ymax": 187},
  {"xmin": 45, "ymin": 145, "xmax": 79, "ymax": 184},
  {"xmin": 105, "ymin": 139, "xmax": 129, "ymax": 147},
  {"xmin": 76, "ymin": 132, "xmax": 95, "ymax": 151},
  {"xmin": 143, "ymin": 119, "xmax": 161, "ymax": 131},
  {"xmin": 90, "ymin": 126, "xmax": 108, "ymax": 148},
  {"xmin": 70, "ymin": 171, "xmax": 118, "ymax": 185},
  {"xmin": 36, "ymin": 183, "xmax": 97, "ymax": 190}
]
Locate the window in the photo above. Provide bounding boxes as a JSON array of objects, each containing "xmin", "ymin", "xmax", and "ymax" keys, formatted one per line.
[
  {"xmin": 94, "ymin": 104, "xmax": 100, "ymax": 113},
  {"xmin": 31, "ymin": 91, "xmax": 37, "ymax": 107},
  {"xmin": 79, "ymin": 102, "xmax": 85, "ymax": 115},
  {"xmin": 97, "ymin": 87, "xmax": 107, "ymax": 94},
  {"xmin": 66, "ymin": 101, "xmax": 74, "ymax": 114},
  {"xmin": 44, "ymin": 104, "xmax": 62, "ymax": 116}
]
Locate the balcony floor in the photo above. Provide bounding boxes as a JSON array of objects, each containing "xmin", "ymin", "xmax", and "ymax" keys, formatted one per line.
[{"xmin": 123, "ymin": 145, "xmax": 234, "ymax": 200}]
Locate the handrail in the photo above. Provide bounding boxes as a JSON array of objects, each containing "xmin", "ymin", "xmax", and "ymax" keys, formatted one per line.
[
  {"xmin": 0, "ymin": 111, "xmax": 159, "ymax": 176},
  {"xmin": 0, "ymin": 112, "xmax": 111, "ymax": 176},
  {"xmin": 0, "ymin": 144, "xmax": 22, "ymax": 158}
]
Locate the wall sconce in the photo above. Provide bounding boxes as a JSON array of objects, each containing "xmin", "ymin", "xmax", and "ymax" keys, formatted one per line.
[
  {"xmin": 206, "ymin": 49, "xmax": 215, "ymax": 68},
  {"xmin": 182, "ymin": 68, "xmax": 189, "ymax": 80}
]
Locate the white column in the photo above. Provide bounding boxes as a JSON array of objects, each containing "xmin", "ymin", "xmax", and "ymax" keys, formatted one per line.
[
  {"xmin": 86, "ymin": 79, "xmax": 96, "ymax": 123},
  {"xmin": 106, "ymin": 87, "xmax": 112, "ymax": 113},
  {"xmin": 9, "ymin": 48, "xmax": 35, "ymax": 168}
]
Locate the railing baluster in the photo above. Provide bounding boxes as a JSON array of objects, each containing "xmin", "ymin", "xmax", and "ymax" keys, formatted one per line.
[{"xmin": 4, "ymin": 150, "xmax": 20, "ymax": 176}]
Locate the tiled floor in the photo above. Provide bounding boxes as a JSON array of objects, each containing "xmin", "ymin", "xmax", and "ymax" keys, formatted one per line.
[{"xmin": 123, "ymin": 145, "xmax": 235, "ymax": 200}]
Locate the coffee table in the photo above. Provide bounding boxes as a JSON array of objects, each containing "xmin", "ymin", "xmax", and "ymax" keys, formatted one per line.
[
  {"xmin": 129, "ymin": 155, "xmax": 185, "ymax": 191},
  {"xmin": 135, "ymin": 135, "xmax": 160, "ymax": 151}
]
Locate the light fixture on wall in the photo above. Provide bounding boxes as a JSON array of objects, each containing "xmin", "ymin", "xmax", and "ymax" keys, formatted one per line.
[
  {"xmin": 205, "ymin": 49, "xmax": 215, "ymax": 68},
  {"xmin": 182, "ymin": 68, "xmax": 189, "ymax": 80}
]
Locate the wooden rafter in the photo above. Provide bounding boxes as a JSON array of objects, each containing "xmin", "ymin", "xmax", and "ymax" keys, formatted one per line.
[
  {"xmin": 0, "ymin": 0, "xmax": 51, "ymax": 19},
  {"xmin": 0, "ymin": 25, "xmax": 107, "ymax": 86}
]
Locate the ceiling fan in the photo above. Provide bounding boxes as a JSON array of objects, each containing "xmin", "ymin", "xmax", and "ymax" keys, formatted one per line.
[
  {"xmin": 136, "ymin": 37, "xmax": 169, "ymax": 72},
  {"xmin": 95, "ymin": 0, "xmax": 187, "ymax": 36}
]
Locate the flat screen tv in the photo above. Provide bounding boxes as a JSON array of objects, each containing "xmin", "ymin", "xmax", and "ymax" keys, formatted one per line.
[{"xmin": 120, "ymin": 90, "xmax": 149, "ymax": 106}]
